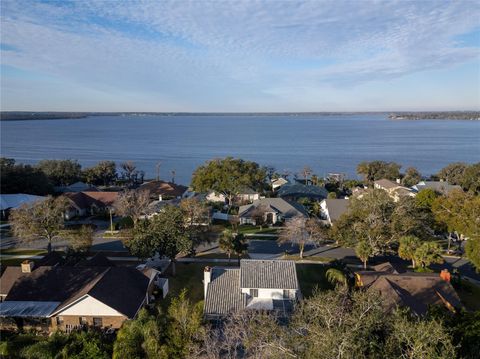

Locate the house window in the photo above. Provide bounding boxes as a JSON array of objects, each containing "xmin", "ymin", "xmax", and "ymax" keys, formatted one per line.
[
  {"xmin": 283, "ymin": 290, "xmax": 290, "ymax": 299},
  {"xmin": 93, "ymin": 317, "xmax": 103, "ymax": 327},
  {"xmin": 249, "ymin": 289, "xmax": 258, "ymax": 297},
  {"xmin": 56, "ymin": 316, "xmax": 64, "ymax": 325},
  {"xmin": 79, "ymin": 317, "xmax": 88, "ymax": 325}
]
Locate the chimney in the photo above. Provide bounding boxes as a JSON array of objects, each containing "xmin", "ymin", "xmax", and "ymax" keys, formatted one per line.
[
  {"xmin": 158, "ymin": 194, "xmax": 163, "ymax": 202},
  {"xmin": 21, "ymin": 260, "xmax": 34, "ymax": 273},
  {"xmin": 440, "ymin": 269, "xmax": 451, "ymax": 282},
  {"xmin": 204, "ymin": 266, "xmax": 212, "ymax": 298}
]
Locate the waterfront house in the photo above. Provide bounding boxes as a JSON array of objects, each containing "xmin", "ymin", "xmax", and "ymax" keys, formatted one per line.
[
  {"xmin": 412, "ymin": 180, "xmax": 462, "ymax": 196},
  {"xmin": 0, "ymin": 253, "xmax": 165, "ymax": 333},
  {"xmin": 271, "ymin": 177, "xmax": 289, "ymax": 191},
  {"xmin": 373, "ymin": 179, "xmax": 416, "ymax": 202},
  {"xmin": 238, "ymin": 198, "xmax": 308, "ymax": 225},
  {"xmin": 54, "ymin": 181, "xmax": 98, "ymax": 193},
  {"xmin": 319, "ymin": 198, "xmax": 349, "ymax": 225},
  {"xmin": 277, "ymin": 183, "xmax": 328, "ymax": 201},
  {"xmin": 203, "ymin": 260, "xmax": 301, "ymax": 320},
  {"xmin": 355, "ymin": 263, "xmax": 462, "ymax": 316},
  {"xmin": 138, "ymin": 180, "xmax": 188, "ymax": 201}
]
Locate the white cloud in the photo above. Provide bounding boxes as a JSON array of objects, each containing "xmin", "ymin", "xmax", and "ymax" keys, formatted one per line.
[{"xmin": 0, "ymin": 0, "xmax": 479, "ymax": 110}]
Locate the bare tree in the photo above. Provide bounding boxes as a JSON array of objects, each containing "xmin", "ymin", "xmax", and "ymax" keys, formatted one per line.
[
  {"xmin": 302, "ymin": 166, "xmax": 312, "ymax": 184},
  {"xmin": 278, "ymin": 216, "xmax": 323, "ymax": 259},
  {"xmin": 114, "ymin": 189, "xmax": 151, "ymax": 226},
  {"xmin": 251, "ymin": 205, "xmax": 267, "ymax": 229},
  {"xmin": 10, "ymin": 197, "xmax": 69, "ymax": 253},
  {"xmin": 67, "ymin": 225, "xmax": 94, "ymax": 252}
]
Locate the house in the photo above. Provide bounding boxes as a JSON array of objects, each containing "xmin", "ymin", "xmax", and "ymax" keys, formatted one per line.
[
  {"xmin": 319, "ymin": 198, "xmax": 349, "ymax": 225},
  {"xmin": 63, "ymin": 191, "xmax": 118, "ymax": 219},
  {"xmin": 138, "ymin": 180, "xmax": 188, "ymax": 200},
  {"xmin": 238, "ymin": 198, "xmax": 308, "ymax": 225},
  {"xmin": 355, "ymin": 263, "xmax": 462, "ymax": 316},
  {"xmin": 277, "ymin": 183, "xmax": 328, "ymax": 201},
  {"xmin": 0, "ymin": 253, "xmax": 165, "ymax": 333},
  {"xmin": 373, "ymin": 179, "xmax": 416, "ymax": 202},
  {"xmin": 236, "ymin": 186, "xmax": 260, "ymax": 204},
  {"xmin": 203, "ymin": 260, "xmax": 301, "ymax": 320},
  {"xmin": 0, "ymin": 193, "xmax": 47, "ymax": 219},
  {"xmin": 271, "ymin": 177, "xmax": 289, "ymax": 191},
  {"xmin": 205, "ymin": 187, "xmax": 260, "ymax": 205},
  {"xmin": 54, "ymin": 181, "xmax": 98, "ymax": 193},
  {"xmin": 412, "ymin": 181, "xmax": 462, "ymax": 196}
]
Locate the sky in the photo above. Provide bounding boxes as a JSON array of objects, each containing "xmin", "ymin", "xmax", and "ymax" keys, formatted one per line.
[{"xmin": 1, "ymin": 0, "xmax": 479, "ymax": 112}]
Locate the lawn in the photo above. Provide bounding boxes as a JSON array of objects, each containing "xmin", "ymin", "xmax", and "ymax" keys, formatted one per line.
[
  {"xmin": 456, "ymin": 280, "xmax": 480, "ymax": 311},
  {"xmin": 283, "ymin": 254, "xmax": 335, "ymax": 263},
  {"xmin": 195, "ymin": 252, "xmax": 250, "ymax": 260},
  {"xmin": 1, "ymin": 249, "xmax": 47, "ymax": 256},
  {"xmin": 237, "ymin": 226, "xmax": 280, "ymax": 235},
  {"xmin": 296, "ymin": 263, "xmax": 333, "ymax": 297}
]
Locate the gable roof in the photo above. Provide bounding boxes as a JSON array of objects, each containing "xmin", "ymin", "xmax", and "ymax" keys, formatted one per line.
[
  {"xmin": 139, "ymin": 180, "xmax": 188, "ymax": 198},
  {"xmin": 414, "ymin": 181, "xmax": 462, "ymax": 195},
  {"xmin": 240, "ymin": 260, "xmax": 299, "ymax": 289},
  {"xmin": 238, "ymin": 198, "xmax": 308, "ymax": 218},
  {"xmin": 323, "ymin": 198, "xmax": 349, "ymax": 222},
  {"xmin": 374, "ymin": 179, "xmax": 400, "ymax": 190},
  {"xmin": 356, "ymin": 268, "xmax": 462, "ymax": 315},
  {"xmin": 204, "ymin": 268, "xmax": 245, "ymax": 317},
  {"xmin": 64, "ymin": 191, "xmax": 118, "ymax": 210},
  {"xmin": 277, "ymin": 183, "xmax": 328, "ymax": 199},
  {"xmin": 1, "ymin": 264, "xmax": 149, "ymax": 319}
]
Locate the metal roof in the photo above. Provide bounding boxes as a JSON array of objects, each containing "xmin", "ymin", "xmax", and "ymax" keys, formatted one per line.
[
  {"xmin": 240, "ymin": 260, "xmax": 299, "ymax": 289},
  {"xmin": 0, "ymin": 301, "xmax": 60, "ymax": 318}
]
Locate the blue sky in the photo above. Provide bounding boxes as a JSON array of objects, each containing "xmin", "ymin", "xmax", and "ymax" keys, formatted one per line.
[{"xmin": 1, "ymin": 0, "xmax": 479, "ymax": 112}]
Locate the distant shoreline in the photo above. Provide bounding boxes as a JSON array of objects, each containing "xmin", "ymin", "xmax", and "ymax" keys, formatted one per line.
[{"xmin": 1, "ymin": 111, "xmax": 479, "ymax": 121}]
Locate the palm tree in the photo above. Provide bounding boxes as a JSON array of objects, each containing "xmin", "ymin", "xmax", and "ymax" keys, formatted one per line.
[{"xmin": 326, "ymin": 268, "xmax": 347, "ymax": 287}]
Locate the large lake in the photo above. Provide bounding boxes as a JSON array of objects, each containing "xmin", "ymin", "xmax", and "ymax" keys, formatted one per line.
[{"xmin": 1, "ymin": 114, "xmax": 479, "ymax": 185}]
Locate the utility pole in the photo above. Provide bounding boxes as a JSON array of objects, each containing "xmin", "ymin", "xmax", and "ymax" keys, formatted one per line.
[{"xmin": 156, "ymin": 161, "xmax": 161, "ymax": 181}]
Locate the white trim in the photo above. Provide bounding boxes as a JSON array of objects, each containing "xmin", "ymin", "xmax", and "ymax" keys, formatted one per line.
[{"xmin": 49, "ymin": 294, "xmax": 125, "ymax": 317}]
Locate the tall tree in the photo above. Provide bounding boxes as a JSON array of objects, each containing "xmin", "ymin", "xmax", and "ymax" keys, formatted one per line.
[
  {"xmin": 125, "ymin": 206, "xmax": 192, "ymax": 275},
  {"xmin": 83, "ymin": 161, "xmax": 117, "ymax": 186},
  {"xmin": 356, "ymin": 160, "xmax": 401, "ymax": 183},
  {"xmin": 355, "ymin": 240, "xmax": 374, "ymax": 269},
  {"xmin": 1, "ymin": 158, "xmax": 53, "ymax": 195},
  {"xmin": 390, "ymin": 196, "xmax": 433, "ymax": 240},
  {"xmin": 191, "ymin": 157, "xmax": 266, "ymax": 209},
  {"xmin": 219, "ymin": 229, "xmax": 248, "ymax": 263},
  {"xmin": 10, "ymin": 197, "xmax": 69, "ymax": 253},
  {"xmin": 437, "ymin": 162, "xmax": 468, "ymax": 185},
  {"xmin": 114, "ymin": 189, "xmax": 151, "ymax": 226},
  {"xmin": 401, "ymin": 167, "xmax": 421, "ymax": 187},
  {"xmin": 414, "ymin": 242, "xmax": 443, "ymax": 269},
  {"xmin": 67, "ymin": 225, "xmax": 94, "ymax": 252},
  {"xmin": 37, "ymin": 159, "xmax": 82, "ymax": 186},
  {"xmin": 278, "ymin": 216, "xmax": 323, "ymax": 259},
  {"xmin": 432, "ymin": 189, "xmax": 480, "ymax": 270},
  {"xmin": 120, "ymin": 160, "xmax": 139, "ymax": 185},
  {"xmin": 331, "ymin": 189, "xmax": 396, "ymax": 256},
  {"xmin": 461, "ymin": 162, "xmax": 480, "ymax": 194},
  {"xmin": 398, "ymin": 235, "xmax": 420, "ymax": 268}
]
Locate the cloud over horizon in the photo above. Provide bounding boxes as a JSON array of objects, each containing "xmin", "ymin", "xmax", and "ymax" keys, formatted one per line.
[{"xmin": 1, "ymin": 0, "xmax": 479, "ymax": 111}]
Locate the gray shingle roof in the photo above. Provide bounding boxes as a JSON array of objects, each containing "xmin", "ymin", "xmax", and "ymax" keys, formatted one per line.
[
  {"xmin": 240, "ymin": 260, "xmax": 299, "ymax": 289},
  {"xmin": 323, "ymin": 198, "xmax": 349, "ymax": 222},
  {"xmin": 414, "ymin": 181, "xmax": 462, "ymax": 195},
  {"xmin": 238, "ymin": 198, "xmax": 308, "ymax": 218},
  {"xmin": 204, "ymin": 268, "xmax": 245, "ymax": 317}
]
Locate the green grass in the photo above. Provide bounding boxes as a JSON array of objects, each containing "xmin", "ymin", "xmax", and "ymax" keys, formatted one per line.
[
  {"xmin": 195, "ymin": 252, "xmax": 250, "ymax": 259},
  {"xmin": 296, "ymin": 263, "xmax": 333, "ymax": 298},
  {"xmin": 456, "ymin": 280, "xmax": 480, "ymax": 311},
  {"xmin": 1, "ymin": 249, "xmax": 47, "ymax": 256},
  {"xmin": 237, "ymin": 226, "xmax": 280, "ymax": 235},
  {"xmin": 283, "ymin": 254, "xmax": 335, "ymax": 263}
]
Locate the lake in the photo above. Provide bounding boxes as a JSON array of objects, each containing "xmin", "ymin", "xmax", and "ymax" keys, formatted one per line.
[{"xmin": 1, "ymin": 114, "xmax": 479, "ymax": 185}]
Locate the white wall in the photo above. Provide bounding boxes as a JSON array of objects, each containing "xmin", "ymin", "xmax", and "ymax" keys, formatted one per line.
[
  {"xmin": 241, "ymin": 288, "xmax": 297, "ymax": 300},
  {"xmin": 54, "ymin": 295, "xmax": 124, "ymax": 317}
]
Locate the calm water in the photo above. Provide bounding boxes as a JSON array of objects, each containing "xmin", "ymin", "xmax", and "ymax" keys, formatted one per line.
[{"xmin": 1, "ymin": 114, "xmax": 479, "ymax": 185}]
